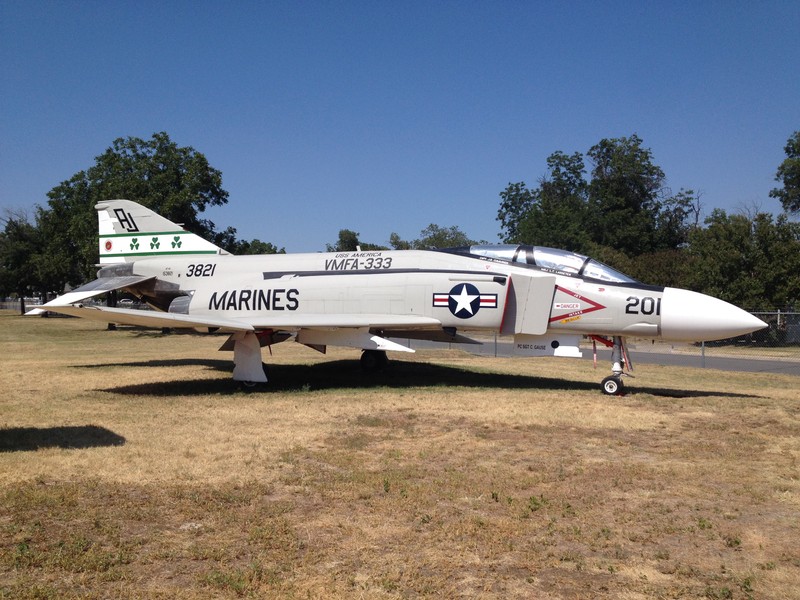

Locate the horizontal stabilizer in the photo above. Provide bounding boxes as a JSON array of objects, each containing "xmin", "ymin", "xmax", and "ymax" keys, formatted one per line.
[{"xmin": 37, "ymin": 276, "xmax": 155, "ymax": 310}]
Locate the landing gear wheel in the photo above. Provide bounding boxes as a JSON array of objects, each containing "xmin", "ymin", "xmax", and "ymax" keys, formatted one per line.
[
  {"xmin": 360, "ymin": 350, "xmax": 388, "ymax": 372},
  {"xmin": 601, "ymin": 375, "xmax": 624, "ymax": 396},
  {"xmin": 240, "ymin": 380, "xmax": 266, "ymax": 392}
]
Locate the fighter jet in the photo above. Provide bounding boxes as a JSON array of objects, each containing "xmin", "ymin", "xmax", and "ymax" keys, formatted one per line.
[{"xmin": 30, "ymin": 200, "xmax": 767, "ymax": 394}]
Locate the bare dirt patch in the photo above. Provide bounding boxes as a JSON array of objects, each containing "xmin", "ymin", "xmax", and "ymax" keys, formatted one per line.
[{"xmin": 1, "ymin": 312, "xmax": 799, "ymax": 598}]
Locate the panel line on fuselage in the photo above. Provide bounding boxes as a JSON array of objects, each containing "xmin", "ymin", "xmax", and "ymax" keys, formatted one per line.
[
  {"xmin": 262, "ymin": 268, "xmax": 510, "ymax": 282},
  {"xmin": 260, "ymin": 265, "xmax": 665, "ymax": 293}
]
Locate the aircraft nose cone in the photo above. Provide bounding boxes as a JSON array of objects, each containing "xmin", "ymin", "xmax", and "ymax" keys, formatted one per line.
[{"xmin": 660, "ymin": 287, "xmax": 767, "ymax": 342}]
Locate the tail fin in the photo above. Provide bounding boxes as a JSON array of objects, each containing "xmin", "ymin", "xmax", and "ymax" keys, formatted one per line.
[{"xmin": 96, "ymin": 199, "xmax": 230, "ymax": 264}]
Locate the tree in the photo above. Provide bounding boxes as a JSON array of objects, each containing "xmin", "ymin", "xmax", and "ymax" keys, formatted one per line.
[
  {"xmin": 750, "ymin": 212, "xmax": 800, "ymax": 308},
  {"xmin": 40, "ymin": 132, "xmax": 230, "ymax": 285},
  {"xmin": 498, "ymin": 151, "xmax": 590, "ymax": 252},
  {"xmin": 770, "ymin": 130, "xmax": 800, "ymax": 214},
  {"xmin": 497, "ymin": 136, "xmax": 697, "ymax": 262},
  {"xmin": 497, "ymin": 182, "xmax": 536, "ymax": 244},
  {"xmin": 686, "ymin": 209, "xmax": 800, "ymax": 309},
  {"xmin": 0, "ymin": 212, "xmax": 41, "ymax": 310},
  {"xmin": 586, "ymin": 134, "xmax": 666, "ymax": 256},
  {"xmin": 326, "ymin": 230, "xmax": 387, "ymax": 252},
  {"xmin": 234, "ymin": 239, "xmax": 286, "ymax": 255},
  {"xmin": 411, "ymin": 223, "xmax": 480, "ymax": 249},
  {"xmin": 327, "ymin": 229, "xmax": 360, "ymax": 252},
  {"xmin": 389, "ymin": 224, "xmax": 482, "ymax": 250},
  {"xmin": 653, "ymin": 188, "xmax": 702, "ymax": 250},
  {"xmin": 389, "ymin": 232, "xmax": 411, "ymax": 250},
  {"xmin": 32, "ymin": 204, "xmax": 75, "ymax": 298}
]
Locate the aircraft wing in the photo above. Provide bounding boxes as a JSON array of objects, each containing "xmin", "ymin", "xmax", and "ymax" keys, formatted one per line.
[
  {"xmin": 26, "ymin": 276, "xmax": 155, "ymax": 315},
  {"xmin": 238, "ymin": 314, "xmax": 442, "ymax": 329},
  {"xmin": 36, "ymin": 304, "xmax": 255, "ymax": 332},
  {"xmin": 31, "ymin": 303, "xmax": 443, "ymax": 334}
]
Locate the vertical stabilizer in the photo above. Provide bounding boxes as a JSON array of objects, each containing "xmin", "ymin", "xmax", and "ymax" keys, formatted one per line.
[{"xmin": 96, "ymin": 199, "xmax": 229, "ymax": 264}]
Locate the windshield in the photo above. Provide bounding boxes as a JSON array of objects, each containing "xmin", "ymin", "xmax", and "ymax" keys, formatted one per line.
[
  {"xmin": 456, "ymin": 245, "xmax": 638, "ymax": 283},
  {"xmin": 532, "ymin": 247, "xmax": 585, "ymax": 274},
  {"xmin": 580, "ymin": 259, "xmax": 636, "ymax": 283}
]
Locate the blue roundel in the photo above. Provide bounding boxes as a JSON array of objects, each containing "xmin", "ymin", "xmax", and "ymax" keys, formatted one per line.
[{"xmin": 448, "ymin": 283, "xmax": 481, "ymax": 319}]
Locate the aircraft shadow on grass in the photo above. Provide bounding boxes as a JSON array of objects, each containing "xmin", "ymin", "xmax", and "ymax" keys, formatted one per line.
[
  {"xmin": 0, "ymin": 425, "xmax": 126, "ymax": 453},
  {"xmin": 81, "ymin": 358, "xmax": 759, "ymax": 400}
]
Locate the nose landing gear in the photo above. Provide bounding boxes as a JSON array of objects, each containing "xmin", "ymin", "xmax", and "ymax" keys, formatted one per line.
[
  {"xmin": 592, "ymin": 335, "xmax": 633, "ymax": 395},
  {"xmin": 601, "ymin": 374, "xmax": 625, "ymax": 395}
]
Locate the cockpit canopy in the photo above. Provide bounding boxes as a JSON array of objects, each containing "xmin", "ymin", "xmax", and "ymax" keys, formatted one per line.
[{"xmin": 447, "ymin": 244, "xmax": 638, "ymax": 284}]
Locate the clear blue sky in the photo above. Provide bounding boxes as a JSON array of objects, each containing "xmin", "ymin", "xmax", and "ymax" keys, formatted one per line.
[{"xmin": 2, "ymin": 1, "xmax": 798, "ymax": 252}]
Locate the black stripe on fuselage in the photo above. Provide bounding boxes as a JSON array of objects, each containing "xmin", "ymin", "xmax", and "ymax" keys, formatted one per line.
[
  {"xmin": 263, "ymin": 268, "xmax": 508, "ymax": 282},
  {"xmin": 261, "ymin": 267, "xmax": 664, "ymax": 292}
]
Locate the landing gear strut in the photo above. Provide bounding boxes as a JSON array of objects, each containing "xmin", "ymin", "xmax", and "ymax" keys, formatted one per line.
[
  {"xmin": 232, "ymin": 331, "xmax": 268, "ymax": 384},
  {"xmin": 592, "ymin": 335, "xmax": 633, "ymax": 395}
]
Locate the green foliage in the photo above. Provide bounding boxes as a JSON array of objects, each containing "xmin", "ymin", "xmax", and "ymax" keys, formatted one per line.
[
  {"xmin": 326, "ymin": 229, "xmax": 388, "ymax": 252},
  {"xmin": 38, "ymin": 132, "xmax": 231, "ymax": 287},
  {"xmin": 770, "ymin": 130, "xmax": 800, "ymax": 214},
  {"xmin": 527, "ymin": 494, "xmax": 548, "ymax": 513},
  {"xmin": 494, "ymin": 132, "xmax": 800, "ymax": 309},
  {"xmin": 497, "ymin": 135, "xmax": 699, "ymax": 260},
  {"xmin": 498, "ymin": 152, "xmax": 591, "ymax": 252},
  {"xmin": 4, "ymin": 132, "xmax": 287, "ymax": 294},
  {"xmin": 325, "ymin": 223, "xmax": 478, "ymax": 252},
  {"xmin": 626, "ymin": 248, "xmax": 694, "ymax": 288},
  {"xmin": 0, "ymin": 212, "xmax": 41, "ymax": 298},
  {"xmin": 497, "ymin": 181, "xmax": 537, "ymax": 244},
  {"xmin": 655, "ymin": 188, "xmax": 701, "ymax": 249},
  {"xmin": 687, "ymin": 210, "xmax": 800, "ymax": 308},
  {"xmin": 233, "ymin": 239, "xmax": 286, "ymax": 255},
  {"xmin": 328, "ymin": 229, "xmax": 360, "ymax": 252},
  {"xmin": 389, "ymin": 232, "xmax": 412, "ymax": 250},
  {"xmin": 414, "ymin": 223, "xmax": 480, "ymax": 249},
  {"xmin": 586, "ymin": 134, "xmax": 666, "ymax": 255},
  {"xmin": 390, "ymin": 223, "xmax": 481, "ymax": 250}
]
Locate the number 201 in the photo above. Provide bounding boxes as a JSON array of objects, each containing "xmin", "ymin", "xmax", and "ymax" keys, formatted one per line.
[{"xmin": 625, "ymin": 296, "xmax": 661, "ymax": 316}]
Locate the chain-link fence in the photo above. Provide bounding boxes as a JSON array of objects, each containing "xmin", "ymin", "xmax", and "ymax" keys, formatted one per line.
[
  {"xmin": 1, "ymin": 299, "xmax": 41, "ymax": 312},
  {"xmin": 746, "ymin": 311, "xmax": 800, "ymax": 346},
  {"xmin": 675, "ymin": 311, "xmax": 800, "ymax": 374}
]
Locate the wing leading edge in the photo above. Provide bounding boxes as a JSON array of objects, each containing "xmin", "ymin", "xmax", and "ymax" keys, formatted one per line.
[
  {"xmin": 32, "ymin": 301, "xmax": 446, "ymax": 336},
  {"xmin": 38, "ymin": 304, "xmax": 255, "ymax": 331}
]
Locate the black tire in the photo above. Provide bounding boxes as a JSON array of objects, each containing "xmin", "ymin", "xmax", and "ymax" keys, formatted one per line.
[
  {"xmin": 361, "ymin": 350, "xmax": 387, "ymax": 372},
  {"xmin": 601, "ymin": 375, "xmax": 624, "ymax": 396}
]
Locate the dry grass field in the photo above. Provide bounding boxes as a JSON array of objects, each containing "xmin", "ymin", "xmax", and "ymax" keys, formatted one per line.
[{"xmin": 1, "ymin": 311, "xmax": 798, "ymax": 599}]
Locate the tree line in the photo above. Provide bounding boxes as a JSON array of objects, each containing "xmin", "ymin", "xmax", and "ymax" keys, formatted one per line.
[
  {"xmin": 2, "ymin": 131, "xmax": 798, "ymax": 311},
  {"xmin": 497, "ymin": 132, "xmax": 800, "ymax": 310}
]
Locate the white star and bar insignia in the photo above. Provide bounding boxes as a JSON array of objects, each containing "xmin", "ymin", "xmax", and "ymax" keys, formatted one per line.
[{"xmin": 433, "ymin": 283, "xmax": 498, "ymax": 319}]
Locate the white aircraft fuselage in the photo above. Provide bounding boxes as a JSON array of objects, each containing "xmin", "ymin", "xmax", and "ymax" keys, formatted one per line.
[{"xmin": 33, "ymin": 200, "xmax": 767, "ymax": 394}]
